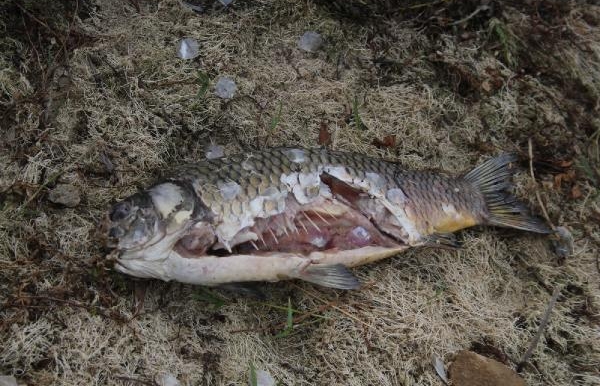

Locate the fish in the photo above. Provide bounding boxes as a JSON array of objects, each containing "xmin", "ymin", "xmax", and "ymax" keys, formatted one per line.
[{"xmin": 100, "ymin": 147, "xmax": 550, "ymax": 290}]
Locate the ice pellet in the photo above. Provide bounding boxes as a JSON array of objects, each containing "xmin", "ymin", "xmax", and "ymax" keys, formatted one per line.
[
  {"xmin": 298, "ymin": 31, "xmax": 323, "ymax": 52},
  {"xmin": 219, "ymin": 0, "xmax": 233, "ymax": 6},
  {"xmin": 214, "ymin": 77, "xmax": 237, "ymax": 99},
  {"xmin": 176, "ymin": 38, "xmax": 199, "ymax": 60}
]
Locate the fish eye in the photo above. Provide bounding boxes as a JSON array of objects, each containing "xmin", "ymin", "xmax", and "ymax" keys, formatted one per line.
[{"xmin": 110, "ymin": 202, "xmax": 131, "ymax": 221}]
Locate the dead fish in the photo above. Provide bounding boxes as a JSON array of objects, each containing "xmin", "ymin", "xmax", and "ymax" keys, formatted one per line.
[{"xmin": 100, "ymin": 148, "xmax": 550, "ymax": 290}]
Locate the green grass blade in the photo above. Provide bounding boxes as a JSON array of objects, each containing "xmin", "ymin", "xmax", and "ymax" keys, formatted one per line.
[
  {"xmin": 270, "ymin": 101, "xmax": 283, "ymax": 131},
  {"xmin": 249, "ymin": 361, "xmax": 257, "ymax": 386}
]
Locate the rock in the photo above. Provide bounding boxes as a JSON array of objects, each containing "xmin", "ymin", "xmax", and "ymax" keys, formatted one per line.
[
  {"xmin": 214, "ymin": 77, "xmax": 237, "ymax": 99},
  {"xmin": 0, "ymin": 375, "xmax": 17, "ymax": 386},
  {"xmin": 298, "ymin": 31, "xmax": 323, "ymax": 52},
  {"xmin": 48, "ymin": 184, "xmax": 81, "ymax": 208},
  {"xmin": 449, "ymin": 351, "xmax": 526, "ymax": 386},
  {"xmin": 176, "ymin": 38, "xmax": 199, "ymax": 60}
]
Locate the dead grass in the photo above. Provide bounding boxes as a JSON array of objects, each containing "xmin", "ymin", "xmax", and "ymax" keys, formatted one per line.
[{"xmin": 1, "ymin": 0, "xmax": 600, "ymax": 385}]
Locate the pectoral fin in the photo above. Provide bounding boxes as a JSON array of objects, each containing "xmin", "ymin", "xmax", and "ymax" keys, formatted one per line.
[{"xmin": 294, "ymin": 263, "xmax": 361, "ymax": 290}]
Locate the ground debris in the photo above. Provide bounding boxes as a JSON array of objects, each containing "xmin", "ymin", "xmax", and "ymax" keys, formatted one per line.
[
  {"xmin": 449, "ymin": 351, "xmax": 525, "ymax": 386},
  {"xmin": 48, "ymin": 184, "xmax": 80, "ymax": 207}
]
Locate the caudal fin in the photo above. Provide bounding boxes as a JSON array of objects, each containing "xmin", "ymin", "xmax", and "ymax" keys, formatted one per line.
[{"xmin": 464, "ymin": 154, "xmax": 551, "ymax": 234}]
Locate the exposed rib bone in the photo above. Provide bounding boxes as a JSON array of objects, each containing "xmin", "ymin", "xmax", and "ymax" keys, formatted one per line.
[
  {"xmin": 268, "ymin": 228, "xmax": 279, "ymax": 244},
  {"xmin": 303, "ymin": 212, "xmax": 321, "ymax": 231},
  {"xmin": 297, "ymin": 217, "xmax": 308, "ymax": 234},
  {"xmin": 312, "ymin": 210, "xmax": 331, "ymax": 225},
  {"xmin": 258, "ymin": 233, "xmax": 267, "ymax": 246},
  {"xmin": 250, "ymin": 240, "xmax": 259, "ymax": 250},
  {"xmin": 323, "ymin": 206, "xmax": 338, "ymax": 219}
]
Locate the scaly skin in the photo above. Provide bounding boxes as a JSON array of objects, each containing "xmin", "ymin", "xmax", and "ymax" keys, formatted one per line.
[{"xmin": 165, "ymin": 147, "xmax": 486, "ymax": 247}]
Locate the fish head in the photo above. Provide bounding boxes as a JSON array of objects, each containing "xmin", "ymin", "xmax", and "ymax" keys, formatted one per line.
[{"xmin": 103, "ymin": 191, "xmax": 164, "ymax": 251}]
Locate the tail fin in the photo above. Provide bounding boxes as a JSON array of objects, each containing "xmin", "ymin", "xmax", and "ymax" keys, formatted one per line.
[{"xmin": 464, "ymin": 154, "xmax": 551, "ymax": 234}]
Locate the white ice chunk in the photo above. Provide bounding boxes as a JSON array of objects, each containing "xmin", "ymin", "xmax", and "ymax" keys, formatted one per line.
[
  {"xmin": 215, "ymin": 77, "xmax": 237, "ymax": 99},
  {"xmin": 205, "ymin": 143, "xmax": 224, "ymax": 159},
  {"xmin": 298, "ymin": 31, "xmax": 323, "ymax": 52},
  {"xmin": 176, "ymin": 38, "xmax": 199, "ymax": 60},
  {"xmin": 155, "ymin": 372, "xmax": 181, "ymax": 386}
]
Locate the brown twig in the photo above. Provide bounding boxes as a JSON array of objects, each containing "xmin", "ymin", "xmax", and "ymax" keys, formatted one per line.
[
  {"xmin": 517, "ymin": 286, "xmax": 562, "ymax": 372},
  {"xmin": 528, "ymin": 138, "xmax": 555, "ymax": 230}
]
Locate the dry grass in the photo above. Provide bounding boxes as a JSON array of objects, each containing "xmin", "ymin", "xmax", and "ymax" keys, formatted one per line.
[{"xmin": 1, "ymin": 0, "xmax": 600, "ymax": 385}]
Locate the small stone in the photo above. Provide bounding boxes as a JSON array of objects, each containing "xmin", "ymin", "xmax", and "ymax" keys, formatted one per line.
[
  {"xmin": 48, "ymin": 184, "xmax": 81, "ymax": 208},
  {"xmin": 449, "ymin": 351, "xmax": 526, "ymax": 386},
  {"xmin": 0, "ymin": 375, "xmax": 17, "ymax": 386},
  {"xmin": 298, "ymin": 31, "xmax": 323, "ymax": 52},
  {"xmin": 176, "ymin": 38, "xmax": 199, "ymax": 60},
  {"xmin": 214, "ymin": 77, "xmax": 237, "ymax": 99}
]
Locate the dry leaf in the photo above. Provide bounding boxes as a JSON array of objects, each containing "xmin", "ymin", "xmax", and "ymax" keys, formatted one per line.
[
  {"xmin": 372, "ymin": 135, "xmax": 396, "ymax": 148},
  {"xmin": 318, "ymin": 121, "xmax": 332, "ymax": 146},
  {"xmin": 570, "ymin": 184, "xmax": 582, "ymax": 199}
]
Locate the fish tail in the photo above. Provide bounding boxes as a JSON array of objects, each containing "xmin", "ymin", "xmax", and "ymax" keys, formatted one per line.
[{"xmin": 464, "ymin": 154, "xmax": 551, "ymax": 234}]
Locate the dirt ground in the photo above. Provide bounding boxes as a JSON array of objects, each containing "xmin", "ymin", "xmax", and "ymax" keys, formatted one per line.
[{"xmin": 1, "ymin": 0, "xmax": 600, "ymax": 385}]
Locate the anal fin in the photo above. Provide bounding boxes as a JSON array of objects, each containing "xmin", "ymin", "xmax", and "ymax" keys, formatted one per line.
[
  {"xmin": 422, "ymin": 233, "xmax": 462, "ymax": 249},
  {"xmin": 294, "ymin": 263, "xmax": 361, "ymax": 290}
]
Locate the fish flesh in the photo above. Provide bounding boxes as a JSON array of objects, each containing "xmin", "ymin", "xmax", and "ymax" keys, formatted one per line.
[{"xmin": 100, "ymin": 147, "xmax": 549, "ymax": 290}]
